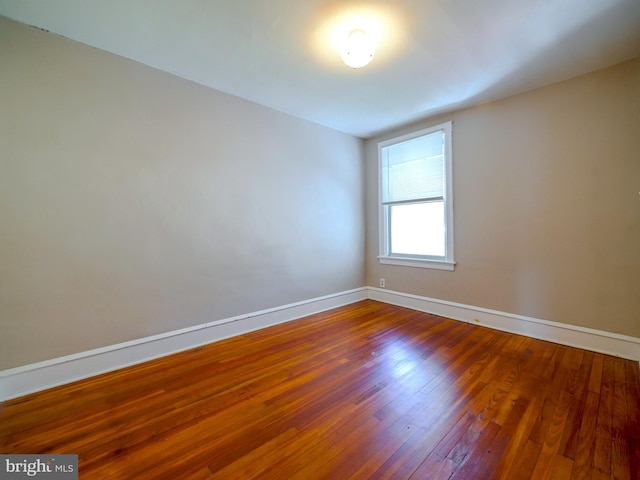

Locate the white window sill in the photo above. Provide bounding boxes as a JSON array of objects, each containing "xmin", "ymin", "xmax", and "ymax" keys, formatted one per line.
[{"xmin": 378, "ymin": 256, "xmax": 456, "ymax": 271}]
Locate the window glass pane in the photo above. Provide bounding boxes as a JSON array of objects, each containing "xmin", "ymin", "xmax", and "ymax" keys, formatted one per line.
[{"xmin": 390, "ymin": 201, "xmax": 445, "ymax": 257}]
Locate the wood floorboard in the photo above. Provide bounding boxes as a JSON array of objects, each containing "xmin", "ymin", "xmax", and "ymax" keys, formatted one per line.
[{"xmin": 1, "ymin": 299, "xmax": 638, "ymax": 479}]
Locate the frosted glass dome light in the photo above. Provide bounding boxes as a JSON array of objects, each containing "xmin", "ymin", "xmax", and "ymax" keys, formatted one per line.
[{"xmin": 339, "ymin": 29, "xmax": 376, "ymax": 68}]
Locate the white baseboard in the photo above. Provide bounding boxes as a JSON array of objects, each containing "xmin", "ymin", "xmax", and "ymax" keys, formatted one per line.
[
  {"xmin": 3, "ymin": 286, "xmax": 638, "ymax": 401},
  {"xmin": 367, "ymin": 287, "xmax": 640, "ymax": 362},
  {"xmin": 0, "ymin": 288, "xmax": 367, "ymax": 401}
]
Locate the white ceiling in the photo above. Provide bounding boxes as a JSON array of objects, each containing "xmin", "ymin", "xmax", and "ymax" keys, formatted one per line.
[{"xmin": 1, "ymin": 0, "xmax": 639, "ymax": 138}]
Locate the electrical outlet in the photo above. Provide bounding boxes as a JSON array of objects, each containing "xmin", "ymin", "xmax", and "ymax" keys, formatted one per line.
[{"xmin": 379, "ymin": 278, "xmax": 385, "ymax": 288}]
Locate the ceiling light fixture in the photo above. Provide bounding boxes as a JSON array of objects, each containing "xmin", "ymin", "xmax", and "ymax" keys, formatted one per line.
[{"xmin": 339, "ymin": 28, "xmax": 377, "ymax": 68}]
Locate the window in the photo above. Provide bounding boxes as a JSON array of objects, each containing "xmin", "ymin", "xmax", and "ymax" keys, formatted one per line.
[{"xmin": 378, "ymin": 121, "xmax": 454, "ymax": 270}]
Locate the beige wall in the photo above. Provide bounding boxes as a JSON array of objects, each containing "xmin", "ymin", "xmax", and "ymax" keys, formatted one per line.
[
  {"xmin": 0, "ymin": 17, "xmax": 365, "ymax": 369},
  {"xmin": 366, "ymin": 58, "xmax": 640, "ymax": 338},
  {"xmin": 2, "ymin": 14, "xmax": 637, "ymax": 372}
]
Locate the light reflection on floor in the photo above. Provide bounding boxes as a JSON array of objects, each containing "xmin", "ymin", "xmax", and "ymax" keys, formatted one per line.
[{"xmin": 376, "ymin": 340, "xmax": 448, "ymax": 396}]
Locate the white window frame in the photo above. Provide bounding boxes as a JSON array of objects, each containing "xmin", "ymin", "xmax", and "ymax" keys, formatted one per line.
[{"xmin": 378, "ymin": 121, "xmax": 455, "ymax": 271}]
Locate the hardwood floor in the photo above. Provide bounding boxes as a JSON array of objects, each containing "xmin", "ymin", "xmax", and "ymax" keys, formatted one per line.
[{"xmin": 1, "ymin": 300, "xmax": 639, "ymax": 479}]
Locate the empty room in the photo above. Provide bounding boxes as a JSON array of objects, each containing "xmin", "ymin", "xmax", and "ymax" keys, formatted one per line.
[{"xmin": 1, "ymin": 1, "xmax": 639, "ymax": 479}]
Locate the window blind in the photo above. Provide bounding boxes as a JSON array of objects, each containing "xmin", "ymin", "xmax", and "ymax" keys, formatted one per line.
[{"xmin": 381, "ymin": 129, "xmax": 445, "ymax": 203}]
